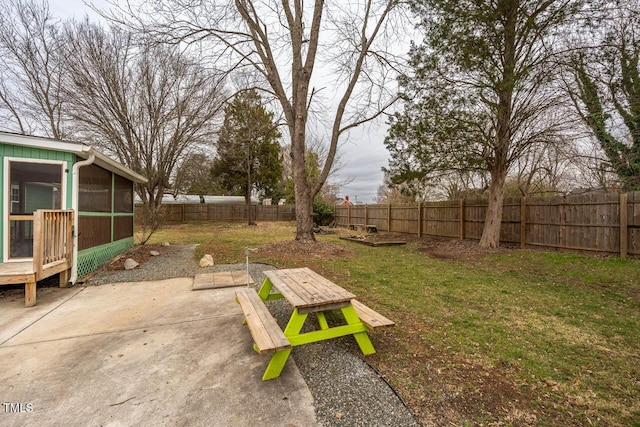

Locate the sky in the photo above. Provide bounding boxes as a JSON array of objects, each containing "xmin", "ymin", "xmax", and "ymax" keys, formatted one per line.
[{"xmin": 49, "ymin": 0, "xmax": 394, "ymax": 204}]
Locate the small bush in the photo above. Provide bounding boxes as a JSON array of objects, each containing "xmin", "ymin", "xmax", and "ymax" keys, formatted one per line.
[{"xmin": 313, "ymin": 197, "xmax": 334, "ymax": 226}]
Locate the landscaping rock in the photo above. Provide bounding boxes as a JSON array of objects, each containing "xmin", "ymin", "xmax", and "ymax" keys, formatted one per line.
[
  {"xmin": 150, "ymin": 250, "xmax": 160, "ymax": 256},
  {"xmin": 161, "ymin": 242, "xmax": 170, "ymax": 247},
  {"xmin": 124, "ymin": 258, "xmax": 139, "ymax": 270},
  {"xmin": 199, "ymin": 254, "xmax": 214, "ymax": 267}
]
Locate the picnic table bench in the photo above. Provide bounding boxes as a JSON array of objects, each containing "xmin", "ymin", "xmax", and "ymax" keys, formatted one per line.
[
  {"xmin": 236, "ymin": 288, "xmax": 290, "ymax": 353},
  {"xmin": 236, "ymin": 267, "xmax": 394, "ymax": 380}
]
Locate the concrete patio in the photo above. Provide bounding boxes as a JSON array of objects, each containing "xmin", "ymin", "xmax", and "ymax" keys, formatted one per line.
[{"xmin": 0, "ymin": 278, "xmax": 318, "ymax": 426}]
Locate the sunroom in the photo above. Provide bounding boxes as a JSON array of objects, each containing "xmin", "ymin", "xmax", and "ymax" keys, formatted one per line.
[{"xmin": 0, "ymin": 131, "xmax": 147, "ymax": 306}]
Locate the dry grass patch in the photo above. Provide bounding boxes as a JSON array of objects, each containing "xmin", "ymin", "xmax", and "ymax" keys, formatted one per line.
[
  {"xmin": 257, "ymin": 240, "xmax": 354, "ymax": 264},
  {"xmin": 132, "ymin": 222, "xmax": 640, "ymax": 426}
]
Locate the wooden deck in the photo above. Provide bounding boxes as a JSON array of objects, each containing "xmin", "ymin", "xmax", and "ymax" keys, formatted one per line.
[
  {"xmin": 0, "ymin": 210, "xmax": 73, "ymax": 307},
  {"xmin": 0, "ymin": 261, "xmax": 36, "ymax": 285}
]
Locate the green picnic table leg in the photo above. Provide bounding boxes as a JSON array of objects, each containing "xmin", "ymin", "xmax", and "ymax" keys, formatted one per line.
[
  {"xmin": 257, "ymin": 277, "xmax": 273, "ymax": 300},
  {"xmin": 316, "ymin": 311, "xmax": 329, "ymax": 330},
  {"xmin": 258, "ymin": 277, "xmax": 283, "ymax": 302},
  {"xmin": 341, "ymin": 304, "xmax": 376, "ymax": 355},
  {"xmin": 262, "ymin": 308, "xmax": 308, "ymax": 381},
  {"xmin": 262, "ymin": 349, "xmax": 292, "ymax": 380}
]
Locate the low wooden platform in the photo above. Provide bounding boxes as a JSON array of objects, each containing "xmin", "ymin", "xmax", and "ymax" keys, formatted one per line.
[
  {"xmin": 339, "ymin": 237, "xmax": 406, "ymax": 247},
  {"xmin": 192, "ymin": 270, "xmax": 254, "ymax": 290},
  {"xmin": 348, "ymin": 224, "xmax": 378, "ymax": 233},
  {"xmin": 0, "ymin": 261, "xmax": 35, "ymax": 284},
  {"xmin": 0, "ymin": 260, "xmax": 69, "ymax": 307}
]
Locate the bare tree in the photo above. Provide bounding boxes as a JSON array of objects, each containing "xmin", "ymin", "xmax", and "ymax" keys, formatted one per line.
[
  {"xmin": 172, "ymin": 152, "xmax": 220, "ymax": 196},
  {"xmin": 104, "ymin": 0, "xmax": 404, "ymax": 242},
  {"xmin": 564, "ymin": 2, "xmax": 640, "ymax": 190},
  {"xmin": 0, "ymin": 0, "xmax": 66, "ymax": 138},
  {"xmin": 63, "ymin": 21, "xmax": 227, "ymax": 242}
]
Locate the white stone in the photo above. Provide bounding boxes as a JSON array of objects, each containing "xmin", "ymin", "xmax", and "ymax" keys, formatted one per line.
[
  {"xmin": 150, "ymin": 251, "xmax": 160, "ymax": 256},
  {"xmin": 199, "ymin": 254, "xmax": 214, "ymax": 267},
  {"xmin": 124, "ymin": 258, "xmax": 139, "ymax": 270},
  {"xmin": 161, "ymin": 242, "xmax": 170, "ymax": 247}
]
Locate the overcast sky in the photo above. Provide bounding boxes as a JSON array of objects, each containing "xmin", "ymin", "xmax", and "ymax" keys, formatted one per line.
[{"xmin": 49, "ymin": 0, "xmax": 394, "ymax": 203}]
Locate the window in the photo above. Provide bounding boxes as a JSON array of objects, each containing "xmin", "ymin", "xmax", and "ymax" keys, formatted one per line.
[
  {"xmin": 7, "ymin": 160, "xmax": 64, "ymax": 259},
  {"xmin": 114, "ymin": 216, "xmax": 133, "ymax": 241},
  {"xmin": 114, "ymin": 174, "xmax": 133, "ymax": 213},
  {"xmin": 79, "ymin": 164, "xmax": 111, "ymax": 212}
]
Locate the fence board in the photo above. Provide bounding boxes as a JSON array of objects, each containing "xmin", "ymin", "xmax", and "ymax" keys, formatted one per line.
[
  {"xmin": 135, "ymin": 203, "xmax": 295, "ymax": 223},
  {"xmin": 335, "ymin": 191, "xmax": 640, "ymax": 257}
]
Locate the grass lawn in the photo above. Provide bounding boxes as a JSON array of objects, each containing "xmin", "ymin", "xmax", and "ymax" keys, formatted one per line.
[{"xmin": 143, "ymin": 221, "xmax": 640, "ymax": 426}]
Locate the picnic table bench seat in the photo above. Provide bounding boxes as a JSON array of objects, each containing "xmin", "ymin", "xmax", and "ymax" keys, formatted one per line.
[
  {"xmin": 351, "ymin": 300, "xmax": 395, "ymax": 329},
  {"xmin": 235, "ymin": 288, "xmax": 291, "ymax": 354}
]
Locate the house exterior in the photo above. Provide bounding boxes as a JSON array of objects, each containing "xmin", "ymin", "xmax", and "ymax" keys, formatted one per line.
[
  {"xmin": 0, "ymin": 131, "xmax": 147, "ymax": 281},
  {"xmin": 336, "ymin": 196, "xmax": 354, "ymax": 206}
]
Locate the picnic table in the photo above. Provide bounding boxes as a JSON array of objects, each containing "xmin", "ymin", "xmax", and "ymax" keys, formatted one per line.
[{"xmin": 236, "ymin": 267, "xmax": 394, "ymax": 380}]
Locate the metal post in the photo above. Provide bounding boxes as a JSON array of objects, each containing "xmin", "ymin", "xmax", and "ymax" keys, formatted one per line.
[{"xmin": 244, "ymin": 247, "xmax": 257, "ymax": 287}]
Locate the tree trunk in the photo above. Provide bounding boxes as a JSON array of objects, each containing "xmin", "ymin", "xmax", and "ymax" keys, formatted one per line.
[
  {"xmin": 479, "ymin": 169, "xmax": 507, "ymax": 248},
  {"xmin": 479, "ymin": 2, "xmax": 516, "ymax": 249},
  {"xmin": 294, "ymin": 190, "xmax": 315, "ymax": 242},
  {"xmin": 291, "ymin": 128, "xmax": 316, "ymax": 242},
  {"xmin": 246, "ymin": 160, "xmax": 255, "ymax": 225},
  {"xmin": 245, "ymin": 193, "xmax": 256, "ymax": 226}
]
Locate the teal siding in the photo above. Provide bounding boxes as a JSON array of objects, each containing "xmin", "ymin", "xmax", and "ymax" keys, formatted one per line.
[{"xmin": 0, "ymin": 142, "xmax": 75, "ymax": 261}]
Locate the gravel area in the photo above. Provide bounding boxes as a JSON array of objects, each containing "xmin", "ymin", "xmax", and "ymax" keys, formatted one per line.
[{"xmin": 86, "ymin": 244, "xmax": 419, "ymax": 426}]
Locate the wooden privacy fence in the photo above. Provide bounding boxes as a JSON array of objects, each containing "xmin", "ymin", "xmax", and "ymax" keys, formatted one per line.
[
  {"xmin": 135, "ymin": 203, "xmax": 296, "ymax": 223},
  {"xmin": 335, "ymin": 192, "xmax": 640, "ymax": 257}
]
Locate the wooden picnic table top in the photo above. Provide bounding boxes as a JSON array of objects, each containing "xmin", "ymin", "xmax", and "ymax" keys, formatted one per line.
[{"xmin": 263, "ymin": 267, "xmax": 356, "ymax": 313}]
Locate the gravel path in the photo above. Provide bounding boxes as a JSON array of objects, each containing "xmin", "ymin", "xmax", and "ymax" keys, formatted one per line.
[{"xmin": 87, "ymin": 244, "xmax": 419, "ymax": 427}]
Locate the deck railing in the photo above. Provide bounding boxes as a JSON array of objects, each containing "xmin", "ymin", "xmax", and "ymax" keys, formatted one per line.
[{"xmin": 33, "ymin": 209, "xmax": 74, "ymax": 281}]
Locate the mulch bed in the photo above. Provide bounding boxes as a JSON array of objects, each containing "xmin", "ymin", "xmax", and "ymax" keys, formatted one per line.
[{"xmin": 100, "ymin": 244, "xmax": 170, "ymax": 271}]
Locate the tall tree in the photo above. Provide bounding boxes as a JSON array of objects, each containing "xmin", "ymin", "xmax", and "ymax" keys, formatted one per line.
[
  {"xmin": 386, "ymin": 0, "xmax": 577, "ymax": 247},
  {"xmin": 567, "ymin": 3, "xmax": 640, "ymax": 190},
  {"xmin": 106, "ymin": 0, "xmax": 402, "ymax": 242},
  {"xmin": 0, "ymin": 0, "xmax": 66, "ymax": 138},
  {"xmin": 64, "ymin": 21, "xmax": 227, "ymax": 242},
  {"xmin": 210, "ymin": 90, "xmax": 283, "ymax": 225},
  {"xmin": 172, "ymin": 153, "xmax": 221, "ymax": 196}
]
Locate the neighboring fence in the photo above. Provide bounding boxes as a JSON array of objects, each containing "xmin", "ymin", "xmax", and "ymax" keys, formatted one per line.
[
  {"xmin": 335, "ymin": 192, "xmax": 640, "ymax": 257},
  {"xmin": 135, "ymin": 203, "xmax": 296, "ymax": 223}
]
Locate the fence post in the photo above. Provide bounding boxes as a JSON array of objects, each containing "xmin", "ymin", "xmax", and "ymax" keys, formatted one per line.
[
  {"xmin": 387, "ymin": 204, "xmax": 391, "ymax": 232},
  {"xmin": 459, "ymin": 199, "xmax": 465, "ymax": 240},
  {"xmin": 417, "ymin": 202, "xmax": 422, "ymax": 237},
  {"xmin": 620, "ymin": 193, "xmax": 628, "ymax": 259},
  {"xmin": 520, "ymin": 196, "xmax": 527, "ymax": 249},
  {"xmin": 347, "ymin": 203, "xmax": 351, "ymax": 226}
]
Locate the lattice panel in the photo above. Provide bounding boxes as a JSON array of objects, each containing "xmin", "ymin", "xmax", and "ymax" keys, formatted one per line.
[{"xmin": 77, "ymin": 238, "xmax": 133, "ymax": 278}]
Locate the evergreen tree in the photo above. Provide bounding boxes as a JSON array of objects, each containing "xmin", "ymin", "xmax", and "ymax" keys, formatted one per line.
[
  {"xmin": 385, "ymin": 0, "xmax": 577, "ymax": 247},
  {"xmin": 211, "ymin": 90, "xmax": 283, "ymax": 224}
]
